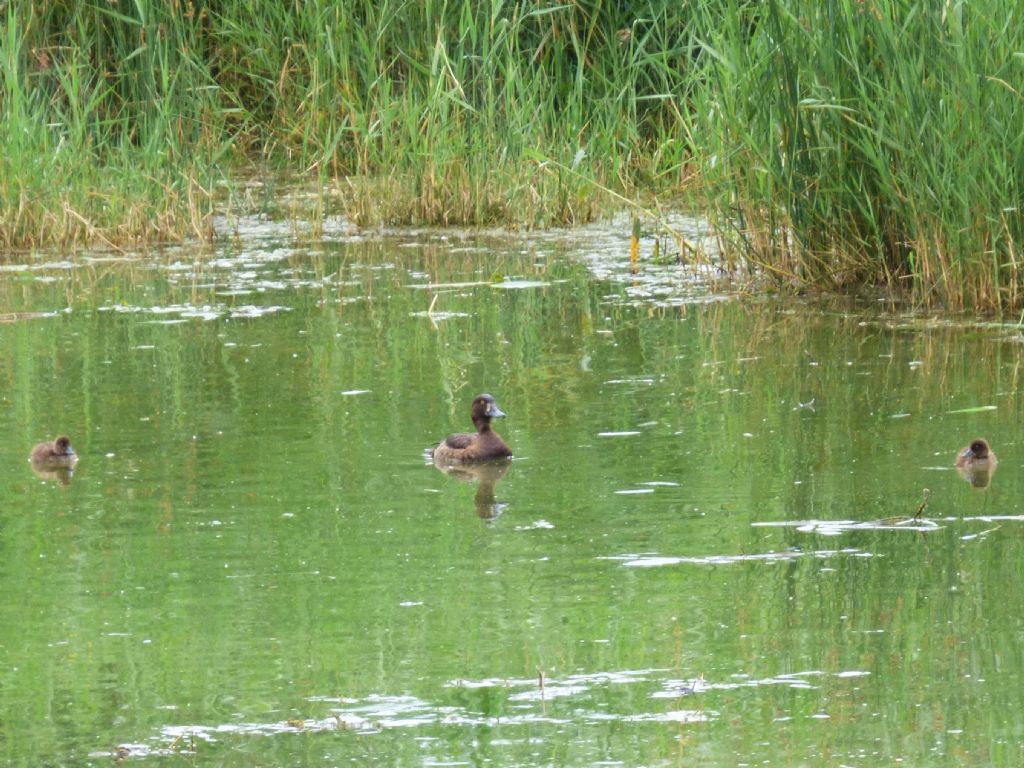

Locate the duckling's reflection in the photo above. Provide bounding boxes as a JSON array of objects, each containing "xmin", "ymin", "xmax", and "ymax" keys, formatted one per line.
[
  {"xmin": 433, "ymin": 459, "xmax": 511, "ymax": 519},
  {"xmin": 30, "ymin": 460, "xmax": 76, "ymax": 486},
  {"xmin": 957, "ymin": 464, "xmax": 995, "ymax": 489}
]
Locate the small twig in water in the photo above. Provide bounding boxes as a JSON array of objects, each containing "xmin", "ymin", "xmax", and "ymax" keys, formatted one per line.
[
  {"xmin": 630, "ymin": 217, "xmax": 641, "ymax": 274},
  {"xmin": 427, "ymin": 293, "xmax": 439, "ymax": 329},
  {"xmin": 914, "ymin": 488, "xmax": 932, "ymax": 520},
  {"xmin": 681, "ymin": 672, "xmax": 704, "ymax": 696}
]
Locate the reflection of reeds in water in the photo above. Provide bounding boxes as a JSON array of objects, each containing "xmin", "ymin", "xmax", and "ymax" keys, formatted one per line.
[
  {"xmin": 692, "ymin": 300, "xmax": 1023, "ymax": 416},
  {"xmin": 672, "ymin": 300, "xmax": 1014, "ymax": 554},
  {"xmin": 413, "ymin": 245, "xmax": 599, "ymax": 423}
]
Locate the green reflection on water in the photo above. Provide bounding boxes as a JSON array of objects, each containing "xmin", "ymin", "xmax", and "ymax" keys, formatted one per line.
[{"xmin": 1, "ymin": 231, "xmax": 1023, "ymax": 766}]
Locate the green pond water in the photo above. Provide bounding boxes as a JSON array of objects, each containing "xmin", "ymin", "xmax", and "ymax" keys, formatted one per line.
[{"xmin": 2, "ymin": 218, "xmax": 1023, "ymax": 766}]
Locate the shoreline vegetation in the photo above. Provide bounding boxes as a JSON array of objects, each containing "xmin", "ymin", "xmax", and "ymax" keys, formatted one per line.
[{"xmin": 3, "ymin": 2, "xmax": 1023, "ymax": 310}]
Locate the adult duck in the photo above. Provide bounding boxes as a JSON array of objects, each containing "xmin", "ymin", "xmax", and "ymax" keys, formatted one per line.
[{"xmin": 431, "ymin": 394, "xmax": 512, "ymax": 464}]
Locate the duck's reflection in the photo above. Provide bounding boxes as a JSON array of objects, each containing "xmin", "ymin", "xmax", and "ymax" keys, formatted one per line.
[
  {"xmin": 433, "ymin": 459, "xmax": 511, "ymax": 519},
  {"xmin": 30, "ymin": 459, "xmax": 76, "ymax": 486},
  {"xmin": 957, "ymin": 463, "xmax": 995, "ymax": 489}
]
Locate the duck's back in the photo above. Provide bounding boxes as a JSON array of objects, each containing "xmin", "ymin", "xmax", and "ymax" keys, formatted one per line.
[
  {"xmin": 433, "ymin": 431, "xmax": 511, "ymax": 463},
  {"xmin": 441, "ymin": 432, "xmax": 476, "ymax": 450},
  {"xmin": 30, "ymin": 438, "xmax": 76, "ymax": 465}
]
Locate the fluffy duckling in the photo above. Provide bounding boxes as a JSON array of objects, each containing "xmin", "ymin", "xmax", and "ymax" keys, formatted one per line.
[
  {"xmin": 30, "ymin": 435, "xmax": 77, "ymax": 466},
  {"xmin": 955, "ymin": 438, "xmax": 996, "ymax": 469}
]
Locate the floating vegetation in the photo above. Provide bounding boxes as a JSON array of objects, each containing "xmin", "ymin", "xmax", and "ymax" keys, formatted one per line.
[
  {"xmin": 603, "ymin": 549, "xmax": 866, "ymax": 568},
  {"xmin": 107, "ymin": 665, "xmax": 884, "ymax": 758},
  {"xmin": 98, "ymin": 304, "xmax": 291, "ymax": 322}
]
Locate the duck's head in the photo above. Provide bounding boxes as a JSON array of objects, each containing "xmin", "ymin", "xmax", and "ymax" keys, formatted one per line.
[
  {"xmin": 471, "ymin": 394, "xmax": 506, "ymax": 423},
  {"xmin": 53, "ymin": 436, "xmax": 75, "ymax": 456},
  {"xmin": 962, "ymin": 438, "xmax": 992, "ymax": 461}
]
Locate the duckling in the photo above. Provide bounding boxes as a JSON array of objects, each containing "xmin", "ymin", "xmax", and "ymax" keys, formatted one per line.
[
  {"xmin": 955, "ymin": 438, "xmax": 996, "ymax": 469},
  {"xmin": 30, "ymin": 435, "xmax": 77, "ymax": 466},
  {"xmin": 955, "ymin": 438, "xmax": 997, "ymax": 488}
]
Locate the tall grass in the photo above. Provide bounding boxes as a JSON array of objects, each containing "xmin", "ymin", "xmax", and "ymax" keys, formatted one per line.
[
  {"xmin": 1, "ymin": 2, "xmax": 227, "ymax": 249},
  {"xmin": 207, "ymin": 0, "xmax": 698, "ymax": 226},
  {"xmin": 7, "ymin": 1, "xmax": 1024, "ymax": 310},
  {"xmin": 2, "ymin": 1, "xmax": 697, "ymax": 245},
  {"xmin": 688, "ymin": 0, "xmax": 1024, "ymax": 310}
]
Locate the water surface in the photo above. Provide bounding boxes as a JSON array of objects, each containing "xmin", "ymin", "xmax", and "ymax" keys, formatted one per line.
[{"xmin": 2, "ymin": 218, "xmax": 1022, "ymax": 766}]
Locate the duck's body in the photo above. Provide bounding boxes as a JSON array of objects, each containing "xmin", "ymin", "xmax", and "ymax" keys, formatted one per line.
[
  {"xmin": 30, "ymin": 435, "xmax": 77, "ymax": 466},
  {"xmin": 431, "ymin": 394, "xmax": 512, "ymax": 464},
  {"xmin": 955, "ymin": 438, "xmax": 997, "ymax": 469}
]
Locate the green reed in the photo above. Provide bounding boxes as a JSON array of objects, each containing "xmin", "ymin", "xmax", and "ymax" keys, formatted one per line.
[
  {"xmin": 9, "ymin": 1, "xmax": 1021, "ymax": 311},
  {"xmin": 2, "ymin": 1, "xmax": 696, "ymax": 246},
  {"xmin": 1, "ymin": 2, "xmax": 228, "ymax": 249},
  {"xmin": 687, "ymin": 0, "xmax": 1024, "ymax": 310},
  {"xmin": 208, "ymin": 0, "xmax": 697, "ymax": 227}
]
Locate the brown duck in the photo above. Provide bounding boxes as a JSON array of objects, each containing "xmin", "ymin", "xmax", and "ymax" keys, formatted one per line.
[
  {"xmin": 30, "ymin": 435, "xmax": 77, "ymax": 465},
  {"xmin": 431, "ymin": 394, "xmax": 512, "ymax": 464},
  {"xmin": 955, "ymin": 438, "xmax": 996, "ymax": 469}
]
